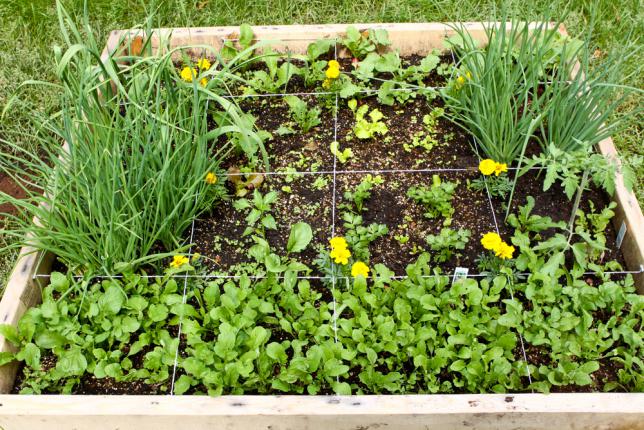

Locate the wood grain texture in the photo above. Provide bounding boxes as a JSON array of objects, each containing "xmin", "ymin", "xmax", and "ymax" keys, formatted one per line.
[
  {"xmin": 597, "ymin": 137, "xmax": 644, "ymax": 292},
  {"xmin": 0, "ymin": 394, "xmax": 642, "ymax": 430},
  {"xmin": 108, "ymin": 22, "xmax": 551, "ymax": 58},
  {"xmin": 0, "ymin": 245, "xmax": 54, "ymax": 392}
]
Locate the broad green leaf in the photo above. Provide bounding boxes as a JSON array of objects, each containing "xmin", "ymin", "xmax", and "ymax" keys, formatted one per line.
[
  {"xmin": 56, "ymin": 348, "xmax": 87, "ymax": 376},
  {"xmin": 287, "ymin": 222, "xmax": 313, "ymax": 253},
  {"xmin": 332, "ymin": 381, "xmax": 352, "ymax": 395},
  {"xmin": 267, "ymin": 342, "xmax": 288, "ymax": 364},
  {"xmin": 239, "ymin": 24, "xmax": 254, "ymax": 48},
  {"xmin": 324, "ymin": 359, "xmax": 349, "ymax": 377},
  {"xmin": 0, "ymin": 324, "xmax": 19, "ymax": 345},
  {"xmin": 0, "ymin": 351, "xmax": 15, "ymax": 366},
  {"xmin": 148, "ymin": 304, "xmax": 169, "ymax": 322},
  {"xmin": 16, "ymin": 343, "xmax": 40, "ymax": 369},
  {"xmin": 100, "ymin": 283, "xmax": 125, "ymax": 314},
  {"xmin": 35, "ymin": 331, "xmax": 66, "ymax": 349},
  {"xmin": 265, "ymin": 253, "xmax": 284, "ymax": 273},
  {"xmin": 174, "ymin": 375, "xmax": 194, "ymax": 395}
]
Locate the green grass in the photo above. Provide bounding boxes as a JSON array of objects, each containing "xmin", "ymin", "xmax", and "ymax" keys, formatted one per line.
[{"xmin": 0, "ymin": 0, "xmax": 642, "ymax": 285}]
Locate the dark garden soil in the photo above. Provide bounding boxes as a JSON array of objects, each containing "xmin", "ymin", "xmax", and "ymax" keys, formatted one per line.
[
  {"xmin": 494, "ymin": 167, "xmax": 627, "ymax": 267},
  {"xmin": 0, "ymin": 172, "xmax": 28, "ymax": 217},
  {"xmin": 334, "ymin": 170, "xmax": 494, "ymax": 275},
  {"xmin": 191, "ymin": 172, "xmax": 333, "ymax": 273},
  {"xmin": 334, "ymin": 96, "xmax": 476, "ymax": 171},
  {"xmin": 237, "ymin": 95, "xmax": 336, "ymax": 172},
  {"xmin": 194, "ymin": 87, "xmax": 627, "ymax": 277}
]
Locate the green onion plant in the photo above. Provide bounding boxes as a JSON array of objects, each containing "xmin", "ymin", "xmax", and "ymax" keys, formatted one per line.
[
  {"xmin": 443, "ymin": 14, "xmax": 566, "ymax": 163},
  {"xmin": 0, "ymin": 2, "xmax": 263, "ymax": 275}
]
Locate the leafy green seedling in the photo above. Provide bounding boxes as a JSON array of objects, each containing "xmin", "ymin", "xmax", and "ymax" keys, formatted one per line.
[
  {"xmin": 348, "ymin": 99, "xmax": 388, "ymax": 139},
  {"xmin": 404, "ymin": 108, "xmax": 444, "ymax": 152},
  {"xmin": 221, "ymin": 24, "xmax": 255, "ymax": 65},
  {"xmin": 233, "ymin": 189, "xmax": 278, "ymax": 237},
  {"xmin": 285, "ymin": 96, "xmax": 321, "ymax": 132},
  {"xmin": 523, "ymin": 143, "xmax": 628, "ymax": 200},
  {"xmin": 341, "ymin": 175, "xmax": 383, "ymax": 213},
  {"xmin": 330, "ymin": 141, "xmax": 353, "ymax": 163},
  {"xmin": 342, "ymin": 212, "xmax": 388, "ymax": 261},
  {"xmin": 247, "ymin": 49, "xmax": 300, "ymax": 93},
  {"xmin": 425, "ymin": 228, "xmax": 471, "ymax": 263},
  {"xmin": 341, "ymin": 26, "xmax": 391, "ymax": 60},
  {"xmin": 394, "ymin": 234, "xmax": 410, "ymax": 244},
  {"xmin": 407, "ymin": 175, "xmax": 458, "ymax": 226}
]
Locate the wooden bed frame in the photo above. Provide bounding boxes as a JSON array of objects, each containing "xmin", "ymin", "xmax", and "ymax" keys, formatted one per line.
[{"xmin": 0, "ymin": 23, "xmax": 642, "ymax": 430}]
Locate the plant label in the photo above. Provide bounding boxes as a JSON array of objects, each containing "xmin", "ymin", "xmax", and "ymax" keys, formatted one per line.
[
  {"xmin": 616, "ymin": 221, "xmax": 626, "ymax": 249},
  {"xmin": 452, "ymin": 266, "xmax": 469, "ymax": 285}
]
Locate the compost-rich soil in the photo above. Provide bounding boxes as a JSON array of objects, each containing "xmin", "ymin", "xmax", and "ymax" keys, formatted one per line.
[
  {"xmin": 0, "ymin": 172, "xmax": 28, "ymax": 217},
  {"xmin": 193, "ymin": 90, "xmax": 628, "ymax": 276}
]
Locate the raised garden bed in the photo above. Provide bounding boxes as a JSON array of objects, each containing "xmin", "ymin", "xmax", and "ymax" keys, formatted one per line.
[{"xmin": 0, "ymin": 19, "xmax": 643, "ymax": 430}]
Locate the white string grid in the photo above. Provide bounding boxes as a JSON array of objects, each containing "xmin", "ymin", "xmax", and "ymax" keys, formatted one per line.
[
  {"xmin": 329, "ymin": 40, "xmax": 341, "ymax": 387},
  {"xmin": 479, "ymin": 143, "xmax": 535, "ymax": 389},
  {"xmin": 32, "ymin": 38, "xmax": 642, "ymax": 394},
  {"xmin": 447, "ymin": 35, "xmax": 534, "ymax": 389}
]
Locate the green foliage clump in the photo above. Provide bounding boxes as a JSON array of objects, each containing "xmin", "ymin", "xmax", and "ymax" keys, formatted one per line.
[
  {"xmin": 0, "ymin": 5, "xmax": 264, "ymax": 275},
  {"xmin": 523, "ymin": 144, "xmax": 633, "ymax": 200},
  {"xmin": 501, "ymin": 199, "xmax": 643, "ymax": 393},
  {"xmin": 407, "ymin": 175, "xmax": 458, "ymax": 225},
  {"xmin": 352, "ymin": 51, "xmax": 441, "ymax": 105},
  {"xmin": 299, "ymin": 39, "xmax": 334, "ymax": 87},
  {"xmin": 233, "ymin": 190, "xmax": 279, "ymax": 237},
  {"xmin": 3, "ymin": 196, "xmax": 642, "ymax": 396},
  {"xmin": 246, "ymin": 49, "xmax": 300, "ymax": 93},
  {"xmin": 425, "ymin": 228, "xmax": 471, "ymax": 263},
  {"xmin": 0, "ymin": 272, "xmax": 187, "ymax": 394},
  {"xmin": 348, "ymin": 99, "xmax": 388, "ymax": 139},
  {"xmin": 341, "ymin": 212, "xmax": 388, "ymax": 262},
  {"xmin": 341, "ymin": 174, "xmax": 384, "ymax": 213},
  {"xmin": 285, "ymin": 95, "xmax": 321, "ymax": 132},
  {"xmin": 341, "ymin": 26, "xmax": 391, "ymax": 60}
]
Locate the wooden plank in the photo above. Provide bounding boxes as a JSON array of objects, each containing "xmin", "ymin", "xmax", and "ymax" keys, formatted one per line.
[
  {"xmin": 0, "ymin": 245, "xmax": 54, "ymax": 392},
  {"xmin": 0, "ymin": 394, "xmax": 642, "ymax": 430},
  {"xmin": 559, "ymin": 26, "xmax": 644, "ymax": 292},
  {"xmin": 598, "ymin": 137, "xmax": 644, "ymax": 292},
  {"xmin": 110, "ymin": 22, "xmax": 551, "ymax": 58}
]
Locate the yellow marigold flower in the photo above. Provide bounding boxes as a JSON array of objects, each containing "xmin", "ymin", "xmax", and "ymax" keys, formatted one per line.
[
  {"xmin": 322, "ymin": 78, "xmax": 332, "ymax": 89},
  {"xmin": 328, "ymin": 60, "xmax": 340, "ymax": 69},
  {"xmin": 481, "ymin": 232, "xmax": 502, "ymax": 251},
  {"xmin": 205, "ymin": 172, "xmax": 217, "ymax": 184},
  {"xmin": 200, "ymin": 77, "xmax": 209, "ymax": 87},
  {"xmin": 180, "ymin": 66, "xmax": 197, "ymax": 83},
  {"xmin": 494, "ymin": 162, "xmax": 508, "ymax": 176},
  {"xmin": 479, "ymin": 159, "xmax": 497, "ymax": 176},
  {"xmin": 455, "ymin": 71, "xmax": 472, "ymax": 90},
  {"xmin": 495, "ymin": 242, "xmax": 515, "ymax": 260},
  {"xmin": 330, "ymin": 247, "xmax": 351, "ymax": 265},
  {"xmin": 170, "ymin": 255, "xmax": 189, "ymax": 268},
  {"xmin": 351, "ymin": 261, "xmax": 370, "ymax": 278},
  {"xmin": 329, "ymin": 236, "xmax": 348, "ymax": 250},
  {"xmin": 197, "ymin": 57, "xmax": 211, "ymax": 71},
  {"xmin": 325, "ymin": 66, "xmax": 340, "ymax": 79}
]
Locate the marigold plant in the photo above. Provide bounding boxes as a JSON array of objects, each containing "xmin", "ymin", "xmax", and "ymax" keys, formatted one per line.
[{"xmin": 351, "ymin": 261, "xmax": 370, "ymax": 278}]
